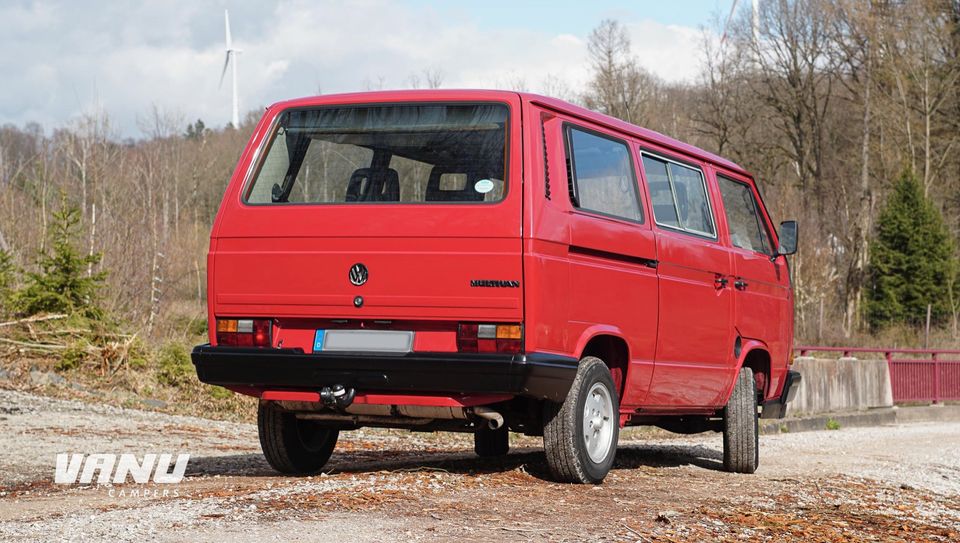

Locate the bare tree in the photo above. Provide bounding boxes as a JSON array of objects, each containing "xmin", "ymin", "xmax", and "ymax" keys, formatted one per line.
[
  {"xmin": 540, "ymin": 73, "xmax": 579, "ymax": 103},
  {"xmin": 407, "ymin": 68, "xmax": 445, "ymax": 90},
  {"xmin": 825, "ymin": 0, "xmax": 881, "ymax": 334},
  {"xmin": 741, "ymin": 0, "xmax": 836, "ymax": 197},
  {"xmin": 879, "ymin": 1, "xmax": 960, "ymax": 195},
  {"xmin": 693, "ymin": 28, "xmax": 763, "ymax": 158},
  {"xmin": 583, "ymin": 19, "xmax": 662, "ymax": 125},
  {"xmin": 423, "ymin": 67, "xmax": 444, "ymax": 89}
]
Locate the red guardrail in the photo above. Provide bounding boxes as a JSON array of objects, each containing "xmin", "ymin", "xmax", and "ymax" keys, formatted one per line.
[{"xmin": 794, "ymin": 346, "xmax": 960, "ymax": 404}]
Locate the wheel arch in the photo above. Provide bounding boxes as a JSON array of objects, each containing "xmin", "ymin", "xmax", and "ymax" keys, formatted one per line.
[
  {"xmin": 573, "ymin": 327, "xmax": 630, "ymax": 399},
  {"xmin": 721, "ymin": 338, "xmax": 771, "ymax": 404}
]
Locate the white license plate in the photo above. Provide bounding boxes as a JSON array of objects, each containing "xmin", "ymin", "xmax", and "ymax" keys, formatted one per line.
[{"xmin": 318, "ymin": 329, "xmax": 414, "ymax": 353}]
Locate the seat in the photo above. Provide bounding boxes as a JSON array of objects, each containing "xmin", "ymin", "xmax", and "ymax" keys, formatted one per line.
[
  {"xmin": 345, "ymin": 168, "xmax": 400, "ymax": 202},
  {"xmin": 425, "ymin": 167, "xmax": 485, "ymax": 202}
]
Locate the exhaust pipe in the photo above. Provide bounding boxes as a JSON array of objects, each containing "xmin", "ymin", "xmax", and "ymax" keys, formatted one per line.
[{"xmin": 472, "ymin": 406, "xmax": 504, "ymax": 430}]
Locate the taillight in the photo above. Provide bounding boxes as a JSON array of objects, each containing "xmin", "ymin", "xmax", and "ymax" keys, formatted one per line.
[
  {"xmin": 216, "ymin": 318, "xmax": 272, "ymax": 347},
  {"xmin": 457, "ymin": 323, "xmax": 522, "ymax": 354}
]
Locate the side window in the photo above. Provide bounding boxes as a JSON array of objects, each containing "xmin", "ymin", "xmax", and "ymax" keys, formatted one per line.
[
  {"xmin": 565, "ymin": 126, "xmax": 643, "ymax": 222},
  {"xmin": 642, "ymin": 155, "xmax": 679, "ymax": 228},
  {"xmin": 641, "ymin": 153, "xmax": 716, "ymax": 237},
  {"xmin": 718, "ymin": 175, "xmax": 771, "ymax": 254}
]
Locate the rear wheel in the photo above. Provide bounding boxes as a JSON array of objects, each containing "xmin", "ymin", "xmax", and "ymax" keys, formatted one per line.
[
  {"xmin": 723, "ymin": 367, "xmax": 759, "ymax": 473},
  {"xmin": 258, "ymin": 402, "xmax": 339, "ymax": 475},
  {"xmin": 543, "ymin": 356, "xmax": 619, "ymax": 484},
  {"xmin": 474, "ymin": 425, "xmax": 509, "ymax": 457}
]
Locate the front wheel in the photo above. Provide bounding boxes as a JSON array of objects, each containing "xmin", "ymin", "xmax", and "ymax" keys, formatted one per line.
[
  {"xmin": 723, "ymin": 367, "xmax": 759, "ymax": 473},
  {"xmin": 542, "ymin": 356, "xmax": 619, "ymax": 484},
  {"xmin": 258, "ymin": 402, "xmax": 339, "ymax": 475}
]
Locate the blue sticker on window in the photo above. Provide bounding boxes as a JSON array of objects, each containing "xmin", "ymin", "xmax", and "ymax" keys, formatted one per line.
[{"xmin": 313, "ymin": 330, "xmax": 325, "ymax": 352}]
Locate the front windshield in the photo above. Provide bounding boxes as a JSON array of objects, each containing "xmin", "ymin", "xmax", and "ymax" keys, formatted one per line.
[{"xmin": 245, "ymin": 103, "xmax": 508, "ymax": 205}]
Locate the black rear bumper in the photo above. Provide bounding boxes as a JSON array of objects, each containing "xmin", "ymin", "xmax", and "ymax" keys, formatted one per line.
[
  {"xmin": 191, "ymin": 345, "xmax": 578, "ymax": 402},
  {"xmin": 760, "ymin": 370, "xmax": 802, "ymax": 419}
]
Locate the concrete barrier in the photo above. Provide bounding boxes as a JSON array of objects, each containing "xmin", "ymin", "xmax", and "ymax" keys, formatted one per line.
[{"xmin": 786, "ymin": 356, "xmax": 894, "ymax": 416}]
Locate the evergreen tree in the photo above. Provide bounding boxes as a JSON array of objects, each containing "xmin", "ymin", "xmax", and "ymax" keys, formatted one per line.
[
  {"xmin": 184, "ymin": 118, "xmax": 206, "ymax": 141},
  {"xmin": 15, "ymin": 199, "xmax": 106, "ymax": 318},
  {"xmin": 0, "ymin": 250, "xmax": 17, "ymax": 315},
  {"xmin": 866, "ymin": 169, "xmax": 957, "ymax": 330}
]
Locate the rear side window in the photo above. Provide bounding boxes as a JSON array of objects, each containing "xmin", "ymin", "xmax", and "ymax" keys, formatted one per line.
[
  {"xmin": 245, "ymin": 103, "xmax": 508, "ymax": 205},
  {"xmin": 718, "ymin": 175, "xmax": 771, "ymax": 254},
  {"xmin": 564, "ymin": 126, "xmax": 643, "ymax": 222},
  {"xmin": 641, "ymin": 153, "xmax": 716, "ymax": 237}
]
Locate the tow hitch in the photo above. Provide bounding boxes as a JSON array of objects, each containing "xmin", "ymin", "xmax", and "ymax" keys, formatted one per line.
[{"xmin": 319, "ymin": 384, "xmax": 356, "ymax": 410}]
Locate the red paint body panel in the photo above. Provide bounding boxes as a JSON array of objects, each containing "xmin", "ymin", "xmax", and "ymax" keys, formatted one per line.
[
  {"xmin": 207, "ymin": 89, "xmax": 794, "ymax": 416},
  {"xmin": 647, "ymin": 229, "xmax": 735, "ymax": 407},
  {"xmin": 262, "ymin": 390, "xmax": 321, "ymax": 402},
  {"xmin": 260, "ymin": 391, "xmax": 512, "ymax": 407},
  {"xmin": 353, "ymin": 394, "xmax": 514, "ymax": 407}
]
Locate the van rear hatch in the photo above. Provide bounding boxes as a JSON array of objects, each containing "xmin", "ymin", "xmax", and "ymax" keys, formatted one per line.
[{"xmin": 209, "ymin": 98, "xmax": 523, "ymax": 353}]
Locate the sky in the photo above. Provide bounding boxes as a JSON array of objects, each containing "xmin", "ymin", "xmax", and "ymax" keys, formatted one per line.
[{"xmin": 0, "ymin": 0, "xmax": 735, "ymax": 138}]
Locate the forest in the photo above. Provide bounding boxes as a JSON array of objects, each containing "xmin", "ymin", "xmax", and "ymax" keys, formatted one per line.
[{"xmin": 0, "ymin": 0, "xmax": 957, "ymax": 367}]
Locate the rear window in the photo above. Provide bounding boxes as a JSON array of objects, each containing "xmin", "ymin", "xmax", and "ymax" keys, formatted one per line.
[{"xmin": 245, "ymin": 103, "xmax": 508, "ymax": 205}]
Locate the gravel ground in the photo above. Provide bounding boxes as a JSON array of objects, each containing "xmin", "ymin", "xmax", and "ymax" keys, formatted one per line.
[{"xmin": 1, "ymin": 388, "xmax": 958, "ymax": 542}]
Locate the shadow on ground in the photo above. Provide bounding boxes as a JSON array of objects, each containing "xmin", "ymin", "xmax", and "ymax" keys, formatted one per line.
[{"xmin": 185, "ymin": 441, "xmax": 725, "ymax": 482}]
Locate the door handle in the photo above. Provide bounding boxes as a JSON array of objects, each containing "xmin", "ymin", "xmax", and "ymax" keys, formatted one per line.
[
  {"xmin": 714, "ymin": 275, "xmax": 729, "ymax": 289},
  {"xmin": 734, "ymin": 279, "xmax": 748, "ymax": 291}
]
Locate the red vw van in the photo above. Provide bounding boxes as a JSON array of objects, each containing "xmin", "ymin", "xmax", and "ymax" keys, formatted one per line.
[{"xmin": 192, "ymin": 90, "xmax": 800, "ymax": 483}]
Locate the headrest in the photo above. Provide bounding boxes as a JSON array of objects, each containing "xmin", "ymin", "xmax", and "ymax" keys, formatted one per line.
[
  {"xmin": 425, "ymin": 167, "xmax": 485, "ymax": 202},
  {"xmin": 346, "ymin": 168, "xmax": 400, "ymax": 202}
]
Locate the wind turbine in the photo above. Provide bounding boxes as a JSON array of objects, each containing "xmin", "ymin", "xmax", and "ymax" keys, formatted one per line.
[
  {"xmin": 219, "ymin": 9, "xmax": 241, "ymax": 128},
  {"xmin": 720, "ymin": 0, "xmax": 760, "ymax": 48}
]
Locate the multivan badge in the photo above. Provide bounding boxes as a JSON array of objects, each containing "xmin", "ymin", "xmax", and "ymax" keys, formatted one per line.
[{"xmin": 470, "ymin": 279, "xmax": 520, "ymax": 288}]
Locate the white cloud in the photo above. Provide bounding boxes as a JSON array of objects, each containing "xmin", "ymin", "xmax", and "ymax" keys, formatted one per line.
[
  {"xmin": 625, "ymin": 20, "xmax": 706, "ymax": 82},
  {"xmin": 0, "ymin": 0, "xmax": 710, "ymax": 137}
]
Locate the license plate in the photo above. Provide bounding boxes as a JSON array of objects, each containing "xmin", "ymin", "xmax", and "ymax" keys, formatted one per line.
[{"xmin": 314, "ymin": 329, "xmax": 414, "ymax": 353}]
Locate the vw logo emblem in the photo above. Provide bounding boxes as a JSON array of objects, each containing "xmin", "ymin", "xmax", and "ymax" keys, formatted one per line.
[{"xmin": 349, "ymin": 263, "xmax": 368, "ymax": 286}]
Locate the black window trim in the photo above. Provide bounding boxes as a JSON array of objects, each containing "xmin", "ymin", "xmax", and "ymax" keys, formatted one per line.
[
  {"xmin": 717, "ymin": 173, "xmax": 776, "ymax": 257},
  {"xmin": 639, "ymin": 149, "xmax": 718, "ymax": 241},
  {"xmin": 239, "ymin": 100, "xmax": 513, "ymax": 207},
  {"xmin": 562, "ymin": 122, "xmax": 645, "ymax": 225},
  {"xmin": 541, "ymin": 113, "xmax": 552, "ymax": 200}
]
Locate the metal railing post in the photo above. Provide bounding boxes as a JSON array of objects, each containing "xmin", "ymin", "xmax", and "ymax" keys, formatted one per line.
[{"xmin": 932, "ymin": 352, "xmax": 940, "ymax": 405}]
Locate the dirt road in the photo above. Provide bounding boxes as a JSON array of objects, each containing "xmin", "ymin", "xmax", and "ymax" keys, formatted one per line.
[{"xmin": 1, "ymin": 388, "xmax": 958, "ymax": 542}]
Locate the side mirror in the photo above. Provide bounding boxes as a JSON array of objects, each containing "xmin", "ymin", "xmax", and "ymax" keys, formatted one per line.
[{"xmin": 776, "ymin": 220, "xmax": 798, "ymax": 257}]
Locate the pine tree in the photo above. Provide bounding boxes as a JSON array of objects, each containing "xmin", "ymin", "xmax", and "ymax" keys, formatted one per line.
[
  {"xmin": 0, "ymin": 250, "xmax": 17, "ymax": 315},
  {"xmin": 15, "ymin": 199, "xmax": 106, "ymax": 318},
  {"xmin": 866, "ymin": 169, "xmax": 957, "ymax": 330},
  {"xmin": 184, "ymin": 118, "xmax": 206, "ymax": 141}
]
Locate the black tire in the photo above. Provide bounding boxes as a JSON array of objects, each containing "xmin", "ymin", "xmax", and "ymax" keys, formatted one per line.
[
  {"xmin": 723, "ymin": 367, "xmax": 759, "ymax": 474},
  {"xmin": 542, "ymin": 356, "xmax": 619, "ymax": 484},
  {"xmin": 474, "ymin": 425, "xmax": 510, "ymax": 457},
  {"xmin": 257, "ymin": 401, "xmax": 339, "ymax": 475}
]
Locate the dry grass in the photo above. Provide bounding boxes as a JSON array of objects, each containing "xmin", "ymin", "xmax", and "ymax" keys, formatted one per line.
[{"xmin": 0, "ymin": 308, "xmax": 256, "ymax": 422}]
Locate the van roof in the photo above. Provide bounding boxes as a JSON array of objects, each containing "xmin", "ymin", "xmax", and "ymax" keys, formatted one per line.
[{"xmin": 270, "ymin": 89, "xmax": 750, "ymax": 177}]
